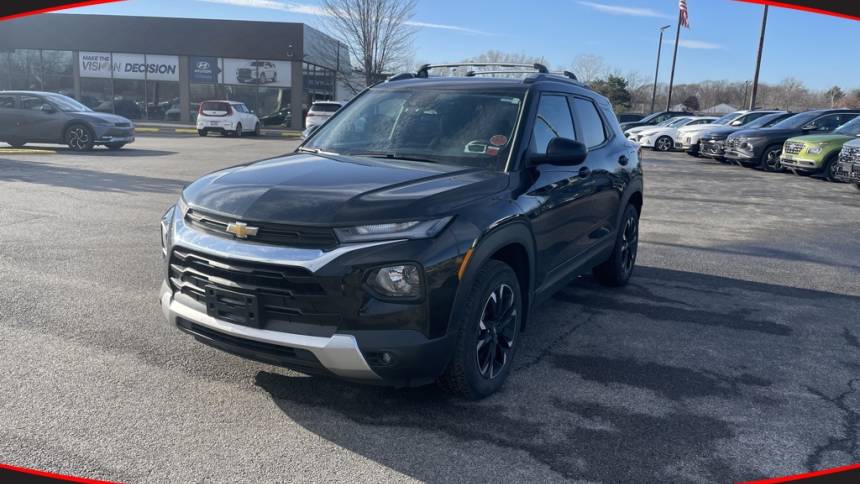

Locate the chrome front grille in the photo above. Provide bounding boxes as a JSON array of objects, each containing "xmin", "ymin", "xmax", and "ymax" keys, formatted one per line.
[
  {"xmin": 784, "ymin": 142, "xmax": 804, "ymax": 155},
  {"xmin": 185, "ymin": 209, "xmax": 338, "ymax": 250},
  {"xmin": 839, "ymin": 145, "xmax": 860, "ymax": 163}
]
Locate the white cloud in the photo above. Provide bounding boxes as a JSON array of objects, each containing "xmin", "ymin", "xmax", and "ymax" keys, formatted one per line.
[
  {"xmin": 577, "ymin": 1, "xmax": 670, "ymax": 18},
  {"xmin": 196, "ymin": 0, "xmax": 488, "ymax": 34},
  {"xmin": 665, "ymin": 39, "xmax": 722, "ymax": 49}
]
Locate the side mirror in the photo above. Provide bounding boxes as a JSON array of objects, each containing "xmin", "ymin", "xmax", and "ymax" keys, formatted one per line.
[
  {"xmin": 41, "ymin": 104, "xmax": 55, "ymax": 113},
  {"xmin": 730, "ymin": 120, "xmax": 742, "ymax": 126},
  {"xmin": 529, "ymin": 137, "xmax": 588, "ymax": 166},
  {"xmin": 801, "ymin": 123, "xmax": 816, "ymax": 131}
]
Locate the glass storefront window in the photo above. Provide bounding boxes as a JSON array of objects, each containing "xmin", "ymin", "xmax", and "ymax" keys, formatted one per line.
[
  {"xmin": 224, "ymin": 84, "xmax": 257, "ymax": 114},
  {"xmin": 80, "ymin": 77, "xmax": 112, "ymax": 112},
  {"xmin": 146, "ymin": 80, "xmax": 180, "ymax": 121},
  {"xmin": 258, "ymin": 87, "xmax": 292, "ymax": 127},
  {"xmin": 112, "ymin": 78, "xmax": 145, "ymax": 120},
  {"xmin": 302, "ymin": 62, "xmax": 336, "ymax": 127},
  {"xmin": 41, "ymin": 50, "xmax": 73, "ymax": 96},
  {"xmin": 0, "ymin": 51, "xmax": 11, "ymax": 90},
  {"xmin": 8, "ymin": 49, "xmax": 42, "ymax": 90}
]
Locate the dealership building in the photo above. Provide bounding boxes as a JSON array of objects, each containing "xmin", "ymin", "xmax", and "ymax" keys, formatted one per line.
[{"xmin": 0, "ymin": 14, "xmax": 350, "ymax": 129}]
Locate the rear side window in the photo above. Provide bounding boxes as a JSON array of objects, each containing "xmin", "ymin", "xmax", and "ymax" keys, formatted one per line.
[
  {"xmin": 311, "ymin": 103, "xmax": 340, "ymax": 113},
  {"xmin": 573, "ymin": 98, "xmax": 607, "ymax": 148},
  {"xmin": 0, "ymin": 95, "xmax": 15, "ymax": 108},
  {"xmin": 531, "ymin": 94, "xmax": 576, "ymax": 154},
  {"xmin": 810, "ymin": 113, "xmax": 858, "ymax": 131}
]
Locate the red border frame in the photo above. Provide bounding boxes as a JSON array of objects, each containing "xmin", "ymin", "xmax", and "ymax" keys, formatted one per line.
[
  {"xmin": 742, "ymin": 462, "xmax": 860, "ymax": 483},
  {"xmin": 0, "ymin": 463, "xmax": 118, "ymax": 484},
  {"xmin": 735, "ymin": 0, "xmax": 860, "ymax": 22},
  {"xmin": 1, "ymin": 0, "xmax": 125, "ymax": 21}
]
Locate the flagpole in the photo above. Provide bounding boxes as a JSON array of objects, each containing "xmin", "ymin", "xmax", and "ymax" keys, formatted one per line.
[
  {"xmin": 665, "ymin": 10, "xmax": 683, "ymax": 111},
  {"xmin": 749, "ymin": 5, "xmax": 768, "ymax": 109}
]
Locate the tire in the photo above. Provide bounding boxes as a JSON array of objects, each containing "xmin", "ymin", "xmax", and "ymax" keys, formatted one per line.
[
  {"xmin": 438, "ymin": 260, "xmax": 523, "ymax": 400},
  {"xmin": 234, "ymin": 123, "xmax": 243, "ymax": 137},
  {"xmin": 198, "ymin": 129, "xmax": 207, "ymax": 137},
  {"xmin": 105, "ymin": 143, "xmax": 125, "ymax": 151},
  {"xmin": 592, "ymin": 204, "xmax": 639, "ymax": 287},
  {"xmin": 854, "ymin": 183, "xmax": 860, "ymax": 192},
  {"xmin": 253, "ymin": 122, "xmax": 261, "ymax": 136},
  {"xmin": 759, "ymin": 144, "xmax": 784, "ymax": 172},
  {"xmin": 7, "ymin": 140, "xmax": 26, "ymax": 148},
  {"xmin": 822, "ymin": 153, "xmax": 841, "ymax": 182},
  {"xmin": 65, "ymin": 124, "xmax": 94, "ymax": 151},
  {"xmin": 654, "ymin": 136, "xmax": 673, "ymax": 152}
]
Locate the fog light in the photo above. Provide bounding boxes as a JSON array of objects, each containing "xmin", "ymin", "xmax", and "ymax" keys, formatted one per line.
[{"xmin": 367, "ymin": 264, "xmax": 422, "ymax": 298}]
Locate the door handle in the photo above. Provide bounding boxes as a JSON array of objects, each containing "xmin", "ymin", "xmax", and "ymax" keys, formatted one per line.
[
  {"xmin": 578, "ymin": 166, "xmax": 591, "ymax": 178},
  {"xmin": 618, "ymin": 155, "xmax": 629, "ymax": 166}
]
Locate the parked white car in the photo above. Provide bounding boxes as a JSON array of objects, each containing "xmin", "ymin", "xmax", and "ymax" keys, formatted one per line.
[
  {"xmin": 678, "ymin": 110, "xmax": 780, "ymax": 156},
  {"xmin": 638, "ymin": 116, "xmax": 718, "ymax": 151},
  {"xmin": 304, "ymin": 101, "xmax": 343, "ymax": 133},
  {"xmin": 624, "ymin": 117, "xmax": 684, "ymax": 141},
  {"xmin": 196, "ymin": 100, "xmax": 261, "ymax": 137}
]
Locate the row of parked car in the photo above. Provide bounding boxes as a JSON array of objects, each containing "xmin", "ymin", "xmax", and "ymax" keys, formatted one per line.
[{"xmin": 621, "ymin": 108, "xmax": 860, "ymax": 190}]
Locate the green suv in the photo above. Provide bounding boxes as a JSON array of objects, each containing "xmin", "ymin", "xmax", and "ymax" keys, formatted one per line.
[{"xmin": 781, "ymin": 116, "xmax": 860, "ymax": 180}]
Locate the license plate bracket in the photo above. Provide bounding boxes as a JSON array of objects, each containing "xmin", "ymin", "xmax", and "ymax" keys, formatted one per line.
[{"xmin": 205, "ymin": 286, "xmax": 261, "ymax": 328}]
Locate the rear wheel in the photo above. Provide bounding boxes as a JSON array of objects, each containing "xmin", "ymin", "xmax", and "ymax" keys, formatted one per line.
[
  {"xmin": 65, "ymin": 124, "xmax": 94, "ymax": 151},
  {"xmin": 654, "ymin": 136, "xmax": 673, "ymax": 152},
  {"xmin": 105, "ymin": 143, "xmax": 125, "ymax": 151},
  {"xmin": 759, "ymin": 145, "xmax": 784, "ymax": 172},
  {"xmin": 7, "ymin": 140, "xmax": 26, "ymax": 148},
  {"xmin": 593, "ymin": 204, "xmax": 639, "ymax": 287},
  {"xmin": 234, "ymin": 123, "xmax": 243, "ymax": 137},
  {"xmin": 438, "ymin": 260, "xmax": 522, "ymax": 400},
  {"xmin": 854, "ymin": 183, "xmax": 860, "ymax": 192},
  {"xmin": 198, "ymin": 129, "xmax": 207, "ymax": 137}
]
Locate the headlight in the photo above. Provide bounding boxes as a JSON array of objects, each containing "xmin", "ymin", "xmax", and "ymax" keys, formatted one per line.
[
  {"xmin": 160, "ymin": 205, "xmax": 175, "ymax": 255},
  {"xmin": 806, "ymin": 144, "xmax": 823, "ymax": 154},
  {"xmin": 366, "ymin": 264, "xmax": 422, "ymax": 298},
  {"xmin": 91, "ymin": 117, "xmax": 111, "ymax": 126},
  {"xmin": 177, "ymin": 195, "xmax": 190, "ymax": 218},
  {"xmin": 334, "ymin": 216, "xmax": 452, "ymax": 243}
]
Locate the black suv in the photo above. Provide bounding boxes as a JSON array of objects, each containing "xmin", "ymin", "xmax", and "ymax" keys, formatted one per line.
[{"xmin": 159, "ymin": 63, "xmax": 643, "ymax": 399}]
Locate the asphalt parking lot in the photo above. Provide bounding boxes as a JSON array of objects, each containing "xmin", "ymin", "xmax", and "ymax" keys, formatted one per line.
[{"xmin": 1, "ymin": 136, "xmax": 859, "ymax": 483}]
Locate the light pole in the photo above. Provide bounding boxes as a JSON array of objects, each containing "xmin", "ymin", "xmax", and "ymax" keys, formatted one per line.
[
  {"xmin": 749, "ymin": 5, "xmax": 768, "ymax": 109},
  {"xmin": 650, "ymin": 24, "xmax": 671, "ymax": 114}
]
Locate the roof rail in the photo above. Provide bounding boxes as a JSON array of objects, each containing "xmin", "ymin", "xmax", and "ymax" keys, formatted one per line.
[
  {"xmin": 416, "ymin": 62, "xmax": 549, "ymax": 78},
  {"xmin": 465, "ymin": 70, "xmax": 543, "ymax": 77}
]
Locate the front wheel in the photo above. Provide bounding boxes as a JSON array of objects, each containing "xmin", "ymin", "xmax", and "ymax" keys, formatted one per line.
[
  {"xmin": 592, "ymin": 204, "xmax": 639, "ymax": 287},
  {"xmin": 7, "ymin": 140, "xmax": 26, "ymax": 148},
  {"xmin": 198, "ymin": 129, "xmax": 207, "ymax": 137},
  {"xmin": 854, "ymin": 183, "xmax": 860, "ymax": 192},
  {"xmin": 438, "ymin": 260, "xmax": 522, "ymax": 400},
  {"xmin": 654, "ymin": 136, "xmax": 673, "ymax": 152},
  {"xmin": 65, "ymin": 124, "xmax": 94, "ymax": 151},
  {"xmin": 105, "ymin": 143, "xmax": 125, "ymax": 151},
  {"xmin": 234, "ymin": 123, "xmax": 243, "ymax": 137},
  {"xmin": 253, "ymin": 122, "xmax": 261, "ymax": 136},
  {"xmin": 822, "ymin": 154, "xmax": 841, "ymax": 182},
  {"xmin": 760, "ymin": 145, "xmax": 784, "ymax": 172}
]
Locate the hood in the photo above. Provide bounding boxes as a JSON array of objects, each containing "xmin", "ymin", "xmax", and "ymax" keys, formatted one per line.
[
  {"xmin": 625, "ymin": 125, "xmax": 655, "ymax": 135},
  {"xmin": 182, "ymin": 153, "xmax": 508, "ymax": 225},
  {"xmin": 71, "ymin": 111, "xmax": 133, "ymax": 125},
  {"xmin": 678, "ymin": 123, "xmax": 722, "ymax": 134},
  {"xmin": 729, "ymin": 127, "xmax": 802, "ymax": 141},
  {"xmin": 787, "ymin": 134, "xmax": 854, "ymax": 145},
  {"xmin": 843, "ymin": 138, "xmax": 860, "ymax": 149}
]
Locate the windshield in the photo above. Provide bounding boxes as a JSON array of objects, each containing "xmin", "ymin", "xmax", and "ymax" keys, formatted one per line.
[
  {"xmin": 666, "ymin": 117, "xmax": 692, "ymax": 127},
  {"xmin": 45, "ymin": 94, "xmax": 92, "ymax": 112},
  {"xmin": 303, "ymin": 87, "xmax": 525, "ymax": 170},
  {"xmin": 770, "ymin": 111, "xmax": 822, "ymax": 129},
  {"xmin": 745, "ymin": 113, "xmax": 785, "ymax": 129},
  {"xmin": 712, "ymin": 112, "xmax": 742, "ymax": 125},
  {"xmin": 834, "ymin": 116, "xmax": 860, "ymax": 136}
]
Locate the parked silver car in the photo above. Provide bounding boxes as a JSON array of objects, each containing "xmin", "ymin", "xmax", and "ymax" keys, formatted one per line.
[{"xmin": 0, "ymin": 91, "xmax": 135, "ymax": 151}]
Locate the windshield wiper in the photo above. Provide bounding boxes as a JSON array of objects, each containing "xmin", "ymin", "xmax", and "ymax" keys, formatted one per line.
[
  {"xmin": 297, "ymin": 146, "xmax": 320, "ymax": 153},
  {"xmin": 351, "ymin": 152, "xmax": 439, "ymax": 164}
]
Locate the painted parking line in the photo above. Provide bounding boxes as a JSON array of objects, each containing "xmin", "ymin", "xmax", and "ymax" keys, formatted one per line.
[
  {"xmin": 135, "ymin": 127, "xmax": 161, "ymax": 132},
  {"xmin": 0, "ymin": 148, "xmax": 55, "ymax": 154},
  {"xmin": 174, "ymin": 128, "xmax": 198, "ymax": 134}
]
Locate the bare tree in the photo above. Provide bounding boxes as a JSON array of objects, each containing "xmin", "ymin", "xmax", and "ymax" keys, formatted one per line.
[
  {"xmin": 571, "ymin": 54, "xmax": 607, "ymax": 84},
  {"xmin": 322, "ymin": 0, "xmax": 418, "ymax": 87},
  {"xmin": 449, "ymin": 50, "xmax": 549, "ymax": 78}
]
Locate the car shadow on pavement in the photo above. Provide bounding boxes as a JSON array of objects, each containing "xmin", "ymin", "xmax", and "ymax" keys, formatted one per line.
[
  {"xmin": 0, "ymin": 158, "xmax": 185, "ymax": 193},
  {"xmin": 252, "ymin": 266, "xmax": 860, "ymax": 482}
]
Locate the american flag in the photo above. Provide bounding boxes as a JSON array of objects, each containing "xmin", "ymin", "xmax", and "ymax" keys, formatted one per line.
[{"xmin": 679, "ymin": 0, "xmax": 690, "ymax": 28}]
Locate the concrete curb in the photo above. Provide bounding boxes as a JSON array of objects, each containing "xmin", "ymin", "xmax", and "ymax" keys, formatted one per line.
[{"xmin": 134, "ymin": 125, "xmax": 302, "ymax": 138}]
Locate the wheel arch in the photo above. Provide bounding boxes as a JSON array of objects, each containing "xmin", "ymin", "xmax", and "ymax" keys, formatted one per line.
[{"xmin": 450, "ymin": 220, "xmax": 536, "ymax": 333}]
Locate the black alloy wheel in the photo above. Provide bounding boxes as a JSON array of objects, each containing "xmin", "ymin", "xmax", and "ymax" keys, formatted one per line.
[
  {"xmin": 823, "ymin": 154, "xmax": 841, "ymax": 182},
  {"xmin": 761, "ymin": 145, "xmax": 784, "ymax": 172},
  {"xmin": 66, "ymin": 125, "xmax": 94, "ymax": 151},
  {"xmin": 475, "ymin": 283, "xmax": 517, "ymax": 380},
  {"xmin": 593, "ymin": 204, "xmax": 639, "ymax": 286}
]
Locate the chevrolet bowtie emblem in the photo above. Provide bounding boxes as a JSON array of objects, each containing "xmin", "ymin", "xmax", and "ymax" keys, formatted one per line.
[{"xmin": 225, "ymin": 222, "xmax": 259, "ymax": 239}]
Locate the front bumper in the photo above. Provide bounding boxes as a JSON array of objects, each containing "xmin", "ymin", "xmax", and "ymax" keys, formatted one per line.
[
  {"xmin": 724, "ymin": 148, "xmax": 757, "ymax": 164},
  {"xmin": 834, "ymin": 160, "xmax": 860, "ymax": 182},
  {"xmin": 780, "ymin": 156, "xmax": 821, "ymax": 172},
  {"xmin": 699, "ymin": 140, "xmax": 726, "ymax": 158}
]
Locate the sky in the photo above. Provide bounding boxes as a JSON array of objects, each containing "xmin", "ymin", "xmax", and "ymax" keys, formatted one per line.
[{"xmin": 62, "ymin": 0, "xmax": 860, "ymax": 90}]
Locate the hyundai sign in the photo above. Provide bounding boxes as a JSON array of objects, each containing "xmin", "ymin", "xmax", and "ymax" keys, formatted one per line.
[{"xmin": 189, "ymin": 56, "xmax": 221, "ymax": 83}]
